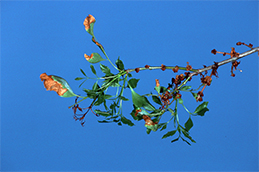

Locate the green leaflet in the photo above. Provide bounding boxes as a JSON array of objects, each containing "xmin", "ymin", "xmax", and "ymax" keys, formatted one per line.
[
  {"xmin": 87, "ymin": 53, "xmax": 105, "ymax": 64},
  {"xmin": 162, "ymin": 130, "xmax": 177, "ymax": 139},
  {"xmin": 194, "ymin": 102, "xmax": 209, "ymax": 116},
  {"xmin": 115, "ymin": 57, "xmax": 124, "ymax": 70},
  {"xmin": 121, "ymin": 116, "xmax": 134, "ymax": 126},
  {"xmin": 128, "ymin": 78, "xmax": 140, "ymax": 89},
  {"xmin": 90, "ymin": 65, "xmax": 97, "ymax": 75},
  {"xmin": 129, "ymin": 86, "xmax": 156, "ymax": 111},
  {"xmin": 184, "ymin": 118, "xmax": 193, "ymax": 131}
]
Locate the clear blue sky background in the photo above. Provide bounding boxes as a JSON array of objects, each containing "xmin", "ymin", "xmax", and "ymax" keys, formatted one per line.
[{"xmin": 1, "ymin": 1, "xmax": 258, "ymax": 171}]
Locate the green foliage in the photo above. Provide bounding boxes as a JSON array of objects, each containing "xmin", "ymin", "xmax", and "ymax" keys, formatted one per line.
[
  {"xmin": 162, "ymin": 130, "xmax": 177, "ymax": 139},
  {"xmin": 194, "ymin": 102, "xmax": 209, "ymax": 116},
  {"xmin": 127, "ymin": 78, "xmax": 140, "ymax": 89},
  {"xmin": 116, "ymin": 57, "xmax": 124, "ymax": 70},
  {"xmin": 129, "ymin": 86, "xmax": 156, "ymax": 111},
  {"xmin": 42, "ymin": 14, "xmax": 224, "ymax": 145}
]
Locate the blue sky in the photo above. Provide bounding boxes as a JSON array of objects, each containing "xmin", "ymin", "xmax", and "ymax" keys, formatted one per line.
[{"xmin": 1, "ymin": 1, "xmax": 258, "ymax": 171}]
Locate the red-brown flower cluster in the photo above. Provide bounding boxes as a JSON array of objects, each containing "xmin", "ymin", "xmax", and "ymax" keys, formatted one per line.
[
  {"xmin": 211, "ymin": 47, "xmax": 239, "ymax": 58},
  {"xmin": 145, "ymin": 65, "xmax": 150, "ymax": 69},
  {"xmin": 186, "ymin": 62, "xmax": 192, "ymax": 71},
  {"xmin": 172, "ymin": 66, "xmax": 179, "ymax": 73},
  {"xmin": 236, "ymin": 42, "xmax": 253, "ymax": 48},
  {"xmin": 196, "ymin": 91, "xmax": 204, "ymax": 102},
  {"xmin": 231, "ymin": 60, "xmax": 241, "ymax": 77},
  {"xmin": 161, "ymin": 64, "xmax": 166, "ymax": 71}
]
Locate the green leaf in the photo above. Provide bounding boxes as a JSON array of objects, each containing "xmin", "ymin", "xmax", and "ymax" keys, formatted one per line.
[
  {"xmin": 181, "ymin": 137, "xmax": 191, "ymax": 145},
  {"xmin": 94, "ymin": 110, "xmax": 111, "ymax": 117},
  {"xmin": 83, "ymin": 88, "xmax": 97, "ymax": 99},
  {"xmin": 94, "ymin": 95, "xmax": 104, "ymax": 106},
  {"xmin": 121, "ymin": 117, "xmax": 134, "ymax": 126},
  {"xmin": 75, "ymin": 77, "xmax": 84, "ymax": 81},
  {"xmin": 100, "ymin": 64, "xmax": 111, "ymax": 75},
  {"xmin": 184, "ymin": 118, "xmax": 193, "ymax": 131},
  {"xmin": 146, "ymin": 128, "xmax": 152, "ymax": 134},
  {"xmin": 194, "ymin": 102, "xmax": 209, "ymax": 116},
  {"xmin": 104, "ymin": 94, "xmax": 113, "ymax": 99},
  {"xmin": 127, "ymin": 73, "xmax": 132, "ymax": 77},
  {"xmin": 160, "ymin": 123, "xmax": 167, "ymax": 131},
  {"xmin": 191, "ymin": 92, "xmax": 198, "ymax": 100},
  {"xmin": 162, "ymin": 130, "xmax": 177, "ymax": 139},
  {"xmin": 80, "ymin": 69, "xmax": 87, "ymax": 76},
  {"xmin": 78, "ymin": 80, "xmax": 86, "ymax": 88},
  {"xmin": 197, "ymin": 107, "xmax": 209, "ymax": 116},
  {"xmin": 155, "ymin": 85, "xmax": 161, "ymax": 94},
  {"xmin": 118, "ymin": 95, "xmax": 129, "ymax": 101},
  {"xmin": 152, "ymin": 95, "xmax": 162, "ymax": 105},
  {"xmin": 171, "ymin": 138, "xmax": 179, "ymax": 143},
  {"xmin": 51, "ymin": 75, "xmax": 77, "ymax": 97},
  {"xmin": 180, "ymin": 86, "xmax": 192, "ymax": 91},
  {"xmin": 87, "ymin": 53, "xmax": 105, "ymax": 64},
  {"xmin": 98, "ymin": 120, "xmax": 112, "ymax": 123},
  {"xmin": 129, "ymin": 86, "xmax": 156, "ymax": 111},
  {"xmin": 128, "ymin": 78, "xmax": 140, "ymax": 89},
  {"xmin": 90, "ymin": 65, "xmax": 97, "ymax": 75},
  {"xmin": 92, "ymin": 82, "xmax": 100, "ymax": 91},
  {"xmin": 182, "ymin": 130, "xmax": 196, "ymax": 143},
  {"xmin": 116, "ymin": 57, "xmax": 124, "ymax": 70}
]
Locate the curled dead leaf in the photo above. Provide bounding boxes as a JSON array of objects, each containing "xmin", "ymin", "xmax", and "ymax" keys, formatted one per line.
[
  {"xmin": 143, "ymin": 115, "xmax": 156, "ymax": 126},
  {"xmin": 83, "ymin": 14, "xmax": 95, "ymax": 31},
  {"xmin": 40, "ymin": 73, "xmax": 67, "ymax": 96}
]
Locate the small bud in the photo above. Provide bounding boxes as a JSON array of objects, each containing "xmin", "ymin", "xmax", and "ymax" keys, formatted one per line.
[
  {"xmin": 161, "ymin": 64, "xmax": 166, "ymax": 71},
  {"xmin": 173, "ymin": 66, "xmax": 179, "ymax": 73},
  {"xmin": 211, "ymin": 49, "xmax": 217, "ymax": 55},
  {"xmin": 145, "ymin": 65, "xmax": 150, "ymax": 69}
]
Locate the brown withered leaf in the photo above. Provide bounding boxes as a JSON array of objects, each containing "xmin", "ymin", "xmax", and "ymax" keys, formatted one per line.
[
  {"xmin": 40, "ymin": 73, "xmax": 67, "ymax": 96},
  {"xmin": 143, "ymin": 115, "xmax": 156, "ymax": 126},
  {"xmin": 83, "ymin": 15, "xmax": 95, "ymax": 31},
  {"xmin": 84, "ymin": 53, "xmax": 93, "ymax": 61}
]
